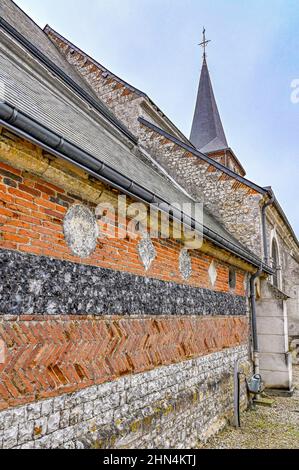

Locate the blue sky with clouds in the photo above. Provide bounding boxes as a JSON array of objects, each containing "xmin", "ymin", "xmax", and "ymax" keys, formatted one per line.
[{"xmin": 15, "ymin": 0, "xmax": 299, "ymax": 234}]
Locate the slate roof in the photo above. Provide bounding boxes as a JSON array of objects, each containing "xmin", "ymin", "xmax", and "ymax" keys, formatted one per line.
[
  {"xmin": 0, "ymin": 0, "xmax": 137, "ymax": 144},
  {"xmin": 190, "ymin": 58, "xmax": 228, "ymax": 153},
  {"xmin": 43, "ymin": 13, "xmax": 298, "ymax": 250},
  {"xmin": 0, "ymin": 0, "xmax": 97, "ymax": 97}
]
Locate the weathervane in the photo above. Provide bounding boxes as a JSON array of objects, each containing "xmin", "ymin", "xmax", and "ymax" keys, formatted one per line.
[{"xmin": 199, "ymin": 27, "xmax": 211, "ymax": 61}]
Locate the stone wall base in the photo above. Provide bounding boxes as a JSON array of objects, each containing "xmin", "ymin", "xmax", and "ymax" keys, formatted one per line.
[{"xmin": 0, "ymin": 345, "xmax": 250, "ymax": 449}]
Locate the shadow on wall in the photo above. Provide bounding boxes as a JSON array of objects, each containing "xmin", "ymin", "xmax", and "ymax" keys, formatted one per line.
[{"xmin": 256, "ymin": 280, "xmax": 292, "ymax": 390}]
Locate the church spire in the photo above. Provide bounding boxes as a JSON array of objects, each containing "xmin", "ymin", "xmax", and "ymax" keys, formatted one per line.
[{"xmin": 190, "ymin": 29, "xmax": 228, "ymax": 153}]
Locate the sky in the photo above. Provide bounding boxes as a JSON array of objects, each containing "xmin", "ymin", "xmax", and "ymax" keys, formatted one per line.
[{"xmin": 15, "ymin": 0, "xmax": 299, "ymax": 235}]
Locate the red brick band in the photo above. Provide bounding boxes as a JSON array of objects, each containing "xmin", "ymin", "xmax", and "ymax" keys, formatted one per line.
[
  {"xmin": 0, "ymin": 160, "xmax": 246, "ymax": 295},
  {"xmin": 0, "ymin": 316, "xmax": 249, "ymax": 411}
]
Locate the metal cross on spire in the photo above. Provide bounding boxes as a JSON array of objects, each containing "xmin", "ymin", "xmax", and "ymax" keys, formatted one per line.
[{"xmin": 199, "ymin": 27, "xmax": 211, "ymax": 62}]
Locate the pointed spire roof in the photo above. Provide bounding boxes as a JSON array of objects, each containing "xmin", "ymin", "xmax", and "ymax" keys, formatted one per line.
[{"xmin": 190, "ymin": 55, "xmax": 228, "ymax": 153}]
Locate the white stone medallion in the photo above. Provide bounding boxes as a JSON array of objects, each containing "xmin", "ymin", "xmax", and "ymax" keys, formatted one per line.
[
  {"xmin": 138, "ymin": 231, "xmax": 156, "ymax": 271},
  {"xmin": 179, "ymin": 249, "xmax": 192, "ymax": 280},
  {"xmin": 63, "ymin": 204, "xmax": 99, "ymax": 258}
]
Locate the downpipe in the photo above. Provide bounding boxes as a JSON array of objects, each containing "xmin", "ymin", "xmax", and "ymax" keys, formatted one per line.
[
  {"xmin": 234, "ymin": 267, "xmax": 263, "ymax": 427},
  {"xmin": 261, "ymin": 190, "xmax": 275, "ymax": 265},
  {"xmin": 250, "ymin": 267, "xmax": 263, "ymax": 376},
  {"xmin": 233, "ymin": 359, "xmax": 242, "ymax": 428}
]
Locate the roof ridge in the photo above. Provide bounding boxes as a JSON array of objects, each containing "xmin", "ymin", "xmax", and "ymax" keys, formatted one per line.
[
  {"xmin": 44, "ymin": 24, "xmax": 146, "ymax": 97},
  {"xmin": 44, "ymin": 24, "xmax": 191, "ymax": 145}
]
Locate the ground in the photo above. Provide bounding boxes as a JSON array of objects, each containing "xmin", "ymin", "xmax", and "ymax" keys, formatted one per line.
[{"xmin": 199, "ymin": 366, "xmax": 299, "ymax": 449}]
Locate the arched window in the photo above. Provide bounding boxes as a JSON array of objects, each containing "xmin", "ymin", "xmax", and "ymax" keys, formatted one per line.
[{"xmin": 271, "ymin": 239, "xmax": 279, "ymax": 288}]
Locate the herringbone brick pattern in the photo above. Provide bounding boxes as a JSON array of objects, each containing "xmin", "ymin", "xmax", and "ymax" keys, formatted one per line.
[{"xmin": 0, "ymin": 315, "xmax": 248, "ymax": 411}]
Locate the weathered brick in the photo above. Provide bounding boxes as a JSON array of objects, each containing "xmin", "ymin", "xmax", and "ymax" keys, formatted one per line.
[
  {"xmin": 3, "ymin": 177, "xmax": 17, "ymax": 188},
  {"xmin": 19, "ymin": 184, "xmax": 41, "ymax": 198}
]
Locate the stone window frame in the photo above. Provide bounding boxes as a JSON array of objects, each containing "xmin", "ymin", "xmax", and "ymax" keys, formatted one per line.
[{"xmin": 269, "ymin": 229, "xmax": 282, "ymax": 290}]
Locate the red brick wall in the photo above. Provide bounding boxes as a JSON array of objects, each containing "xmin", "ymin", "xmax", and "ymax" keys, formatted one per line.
[
  {"xmin": 0, "ymin": 161, "xmax": 246, "ymax": 295},
  {"xmin": 0, "ymin": 315, "xmax": 248, "ymax": 411}
]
